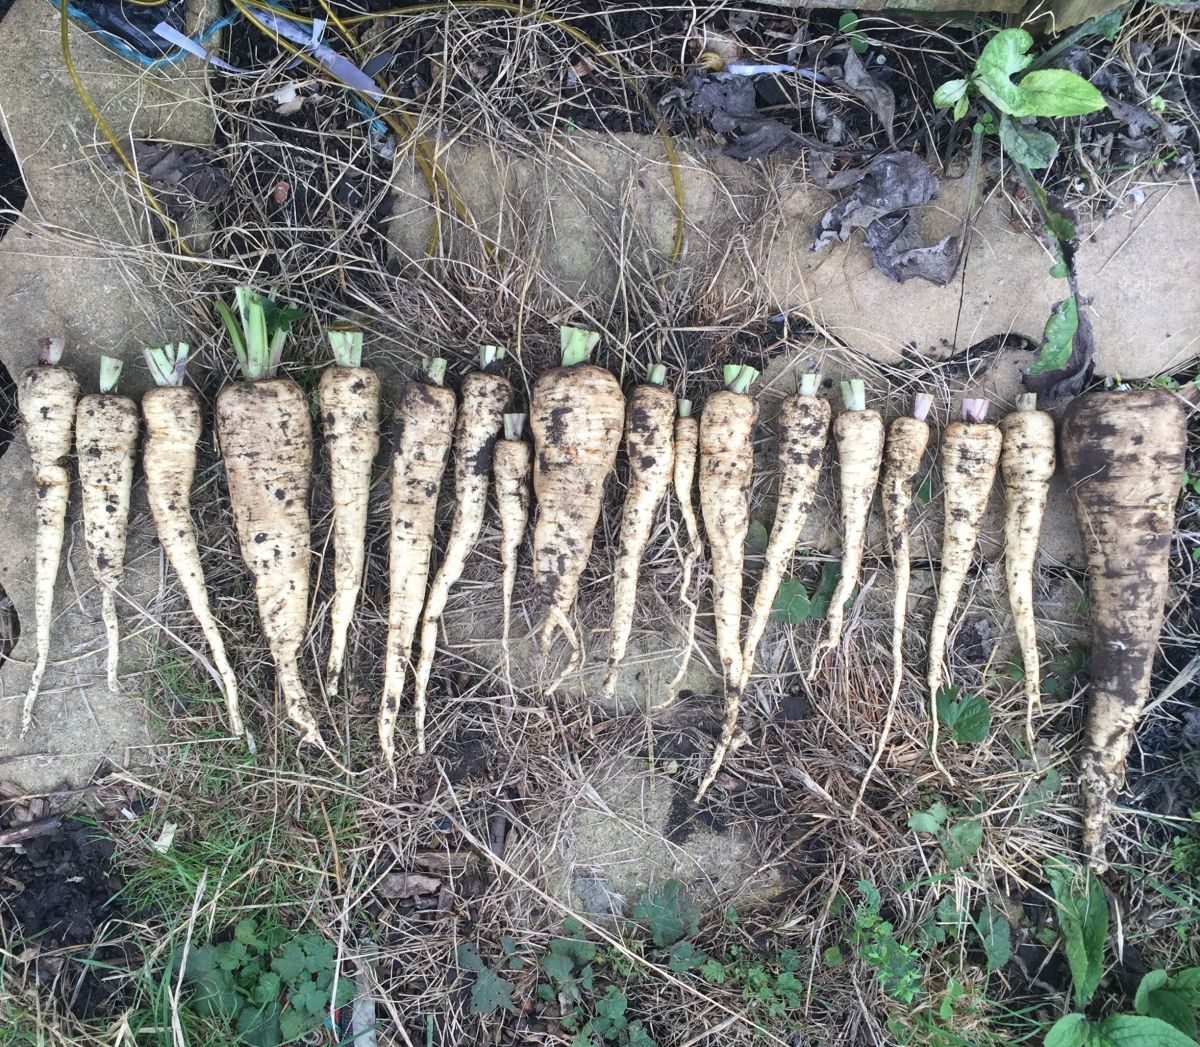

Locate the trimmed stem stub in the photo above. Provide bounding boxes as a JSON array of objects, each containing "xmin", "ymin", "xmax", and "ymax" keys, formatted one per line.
[
  {"xmin": 480, "ymin": 344, "xmax": 506, "ymax": 370},
  {"xmin": 913, "ymin": 392, "xmax": 934, "ymax": 422},
  {"xmin": 962, "ymin": 398, "xmax": 990, "ymax": 423},
  {"xmin": 144, "ymin": 343, "xmax": 190, "ymax": 387},
  {"xmin": 678, "ymin": 398, "xmax": 693, "ymax": 418},
  {"xmin": 840, "ymin": 378, "xmax": 866, "ymax": 412},
  {"xmin": 98, "ymin": 356, "xmax": 123, "ymax": 393},
  {"xmin": 647, "ymin": 363, "xmax": 667, "ymax": 386},
  {"xmin": 328, "ymin": 330, "xmax": 364, "ymax": 368},
  {"xmin": 38, "ymin": 336, "xmax": 65, "ymax": 366},
  {"xmin": 724, "ymin": 364, "xmax": 759, "ymax": 395},
  {"xmin": 423, "ymin": 357, "xmax": 447, "ymax": 385},
  {"xmin": 1016, "ymin": 393, "xmax": 1038, "ymax": 412},
  {"xmin": 504, "ymin": 412, "xmax": 527, "ymax": 441},
  {"xmin": 560, "ymin": 325, "xmax": 600, "ymax": 367},
  {"xmin": 800, "ymin": 372, "xmax": 821, "ymax": 396}
]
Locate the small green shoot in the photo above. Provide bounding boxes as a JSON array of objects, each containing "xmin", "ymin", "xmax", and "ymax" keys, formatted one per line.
[
  {"xmin": 327, "ymin": 329, "xmax": 363, "ymax": 368},
  {"xmin": 561, "ymin": 325, "xmax": 600, "ymax": 366},
  {"xmin": 217, "ymin": 287, "xmax": 304, "ymax": 381},
  {"xmin": 840, "ymin": 378, "xmax": 866, "ymax": 411},
  {"xmin": 98, "ymin": 355, "xmax": 124, "ymax": 394},
  {"xmin": 838, "ymin": 11, "xmax": 868, "ymax": 54},
  {"xmin": 1046, "ymin": 856, "xmax": 1108, "ymax": 1008},
  {"xmin": 144, "ymin": 342, "xmax": 190, "ymax": 387}
]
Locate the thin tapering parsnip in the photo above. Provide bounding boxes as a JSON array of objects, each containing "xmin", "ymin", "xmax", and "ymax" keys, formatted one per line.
[
  {"xmin": 216, "ymin": 288, "xmax": 340, "ymax": 766},
  {"xmin": 695, "ymin": 364, "xmax": 759, "ymax": 803},
  {"xmin": 494, "ymin": 412, "xmax": 531, "ymax": 652},
  {"xmin": 17, "ymin": 337, "xmax": 79, "ymax": 733},
  {"xmin": 76, "ymin": 356, "xmax": 138, "ymax": 693},
  {"xmin": 741, "ymin": 372, "xmax": 829, "ymax": 689},
  {"xmin": 143, "ymin": 343, "xmax": 245, "ymax": 741},
  {"xmin": 380, "ymin": 359, "xmax": 455, "ymax": 776},
  {"xmin": 852, "ymin": 393, "xmax": 933, "ymax": 816},
  {"xmin": 603, "ymin": 363, "xmax": 676, "ymax": 699},
  {"xmin": 319, "ymin": 330, "xmax": 382, "ymax": 695},
  {"xmin": 809, "ymin": 380, "xmax": 885, "ymax": 675},
  {"xmin": 529, "ymin": 327, "xmax": 625, "ymax": 678},
  {"xmin": 999, "ymin": 393, "xmax": 1056, "ymax": 749},
  {"xmin": 927, "ymin": 398, "xmax": 1002, "ymax": 765},
  {"xmin": 413, "ymin": 347, "xmax": 510, "ymax": 753},
  {"xmin": 668, "ymin": 400, "xmax": 702, "ymax": 694}
]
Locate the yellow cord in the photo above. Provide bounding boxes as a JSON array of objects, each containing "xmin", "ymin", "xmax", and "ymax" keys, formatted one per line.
[{"xmin": 59, "ymin": 0, "xmax": 194, "ymax": 254}]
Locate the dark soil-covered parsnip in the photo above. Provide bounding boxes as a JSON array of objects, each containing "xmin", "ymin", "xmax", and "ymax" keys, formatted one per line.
[
  {"xmin": 17, "ymin": 337, "xmax": 80, "ymax": 733},
  {"xmin": 853, "ymin": 393, "xmax": 932, "ymax": 815},
  {"xmin": 696, "ymin": 363, "xmax": 760, "ymax": 802},
  {"xmin": 668, "ymin": 400, "xmax": 702, "ymax": 692},
  {"xmin": 413, "ymin": 347, "xmax": 509, "ymax": 752},
  {"xmin": 810, "ymin": 379, "xmax": 885, "ymax": 674},
  {"xmin": 143, "ymin": 343, "xmax": 245, "ymax": 741},
  {"xmin": 742, "ymin": 372, "xmax": 829, "ymax": 689},
  {"xmin": 494, "ymin": 412, "xmax": 531, "ymax": 652},
  {"xmin": 76, "ymin": 356, "xmax": 139, "ymax": 693},
  {"xmin": 603, "ymin": 363, "xmax": 676, "ymax": 699},
  {"xmin": 999, "ymin": 393, "xmax": 1056, "ymax": 746},
  {"xmin": 216, "ymin": 288, "xmax": 335, "ymax": 762},
  {"xmin": 319, "ymin": 330, "xmax": 382, "ymax": 695},
  {"xmin": 1062, "ymin": 388, "xmax": 1187, "ymax": 871},
  {"xmin": 380, "ymin": 359, "xmax": 455, "ymax": 775},
  {"xmin": 529, "ymin": 326, "xmax": 625, "ymax": 674}
]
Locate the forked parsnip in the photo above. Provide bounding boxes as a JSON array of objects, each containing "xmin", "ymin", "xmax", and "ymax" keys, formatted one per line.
[
  {"xmin": 143, "ymin": 343, "xmax": 244, "ymax": 741},
  {"xmin": 999, "ymin": 393, "xmax": 1056, "ymax": 748},
  {"xmin": 215, "ymin": 288, "xmax": 340, "ymax": 766},
  {"xmin": 529, "ymin": 327, "xmax": 625, "ymax": 679},
  {"xmin": 741, "ymin": 372, "xmax": 829, "ymax": 689},
  {"xmin": 668, "ymin": 400, "xmax": 702, "ymax": 693},
  {"xmin": 853, "ymin": 394, "xmax": 932, "ymax": 816},
  {"xmin": 413, "ymin": 347, "xmax": 510, "ymax": 753},
  {"xmin": 927, "ymin": 398, "xmax": 1002, "ymax": 763},
  {"xmin": 603, "ymin": 363, "xmax": 676, "ymax": 699},
  {"xmin": 494, "ymin": 412, "xmax": 531, "ymax": 651},
  {"xmin": 380, "ymin": 359, "xmax": 454, "ymax": 775},
  {"xmin": 696, "ymin": 364, "xmax": 759, "ymax": 803},
  {"xmin": 810, "ymin": 380, "xmax": 885, "ymax": 675},
  {"xmin": 76, "ymin": 356, "xmax": 139, "ymax": 692},
  {"xmin": 1062, "ymin": 389, "xmax": 1187, "ymax": 870},
  {"xmin": 17, "ymin": 337, "xmax": 79, "ymax": 733},
  {"xmin": 319, "ymin": 330, "xmax": 381, "ymax": 695}
]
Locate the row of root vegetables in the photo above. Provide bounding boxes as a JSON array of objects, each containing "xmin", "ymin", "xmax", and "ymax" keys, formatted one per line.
[{"xmin": 15, "ymin": 288, "xmax": 1189, "ymax": 870}]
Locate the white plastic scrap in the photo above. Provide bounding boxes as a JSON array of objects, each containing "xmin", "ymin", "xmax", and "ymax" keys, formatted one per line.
[
  {"xmin": 248, "ymin": 6, "xmax": 383, "ymax": 101},
  {"xmin": 153, "ymin": 22, "xmax": 247, "ymax": 73},
  {"xmin": 149, "ymin": 821, "xmax": 178, "ymax": 855}
]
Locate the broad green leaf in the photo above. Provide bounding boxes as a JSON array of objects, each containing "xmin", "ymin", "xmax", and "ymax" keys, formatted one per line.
[
  {"xmin": 596, "ymin": 986, "xmax": 628, "ymax": 1021},
  {"xmin": 839, "ymin": 11, "xmax": 868, "ymax": 54},
  {"xmin": 271, "ymin": 943, "xmax": 307, "ymax": 983},
  {"xmin": 1025, "ymin": 179, "xmax": 1078, "ymax": 242},
  {"xmin": 633, "ymin": 880, "xmax": 700, "ymax": 948},
  {"xmin": 974, "ymin": 29, "xmax": 1035, "ymax": 115},
  {"xmin": 975, "ymin": 905, "xmax": 1012, "ymax": 972},
  {"xmin": 1012, "ymin": 69, "xmax": 1105, "ymax": 117},
  {"xmin": 954, "ymin": 94, "xmax": 969, "ymax": 121},
  {"xmin": 909, "ymin": 801, "xmax": 949, "ymax": 834},
  {"xmin": 701, "ymin": 957, "xmax": 728, "ymax": 983},
  {"xmin": 1096, "ymin": 1014, "xmax": 1200, "ymax": 1047},
  {"xmin": 933, "ymin": 78, "xmax": 968, "ymax": 109},
  {"xmin": 824, "ymin": 946, "xmax": 844, "ymax": 967},
  {"xmin": 1145, "ymin": 989, "xmax": 1197, "ymax": 1039},
  {"xmin": 253, "ymin": 971, "xmax": 283, "ymax": 1005},
  {"xmin": 278, "ymin": 1008, "xmax": 316, "ymax": 1043},
  {"xmin": 1044, "ymin": 1013, "xmax": 1088, "ymax": 1047},
  {"xmin": 745, "ymin": 519, "xmax": 769, "ymax": 558},
  {"xmin": 940, "ymin": 819, "xmax": 984, "ymax": 868},
  {"xmin": 1135, "ymin": 970, "xmax": 1170, "ymax": 1013},
  {"xmin": 1046, "ymin": 857, "xmax": 1108, "ymax": 1008},
  {"xmin": 772, "ymin": 562, "xmax": 842, "ymax": 623},
  {"xmin": 1168, "ymin": 967, "xmax": 1200, "ymax": 1006},
  {"xmin": 999, "ymin": 115, "xmax": 1060, "ymax": 169},
  {"xmin": 936, "ymin": 689, "xmax": 991, "ymax": 743},
  {"xmin": 1028, "ymin": 297, "xmax": 1079, "ymax": 376},
  {"xmin": 667, "ymin": 941, "xmax": 706, "ymax": 972},
  {"xmin": 455, "ymin": 943, "xmax": 484, "ymax": 974},
  {"xmin": 237, "ymin": 1001, "xmax": 283, "ymax": 1047},
  {"xmin": 469, "ymin": 966, "xmax": 516, "ymax": 1015}
]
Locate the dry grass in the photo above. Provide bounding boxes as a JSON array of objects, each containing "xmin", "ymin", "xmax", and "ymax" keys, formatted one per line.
[{"xmin": 1, "ymin": 3, "xmax": 1199, "ymax": 1046}]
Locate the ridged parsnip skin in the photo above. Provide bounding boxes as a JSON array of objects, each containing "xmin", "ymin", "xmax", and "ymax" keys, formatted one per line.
[
  {"xmin": 216, "ymin": 378, "xmax": 322, "ymax": 748},
  {"xmin": 76, "ymin": 393, "xmax": 139, "ymax": 692},
  {"xmin": 741, "ymin": 394, "xmax": 830, "ymax": 688},
  {"xmin": 669, "ymin": 414, "xmax": 701, "ymax": 691},
  {"xmin": 530, "ymin": 363, "xmax": 625, "ymax": 656},
  {"xmin": 927, "ymin": 420, "xmax": 1002, "ymax": 699},
  {"xmin": 143, "ymin": 386, "xmax": 243, "ymax": 738},
  {"xmin": 999, "ymin": 408, "xmax": 1056, "ymax": 724},
  {"xmin": 1062, "ymin": 390, "xmax": 1187, "ymax": 872},
  {"xmin": 318, "ymin": 365, "xmax": 382, "ymax": 694},
  {"xmin": 493, "ymin": 438, "xmax": 532, "ymax": 647},
  {"xmin": 603, "ymin": 384, "xmax": 676, "ymax": 696},
  {"xmin": 883, "ymin": 415, "xmax": 930, "ymax": 701},
  {"xmin": 380, "ymin": 381, "xmax": 455, "ymax": 773},
  {"xmin": 413, "ymin": 372, "xmax": 510, "ymax": 752},
  {"xmin": 17, "ymin": 364, "xmax": 80, "ymax": 731},
  {"xmin": 696, "ymin": 389, "xmax": 759, "ymax": 801},
  {"xmin": 815, "ymin": 410, "xmax": 885, "ymax": 664}
]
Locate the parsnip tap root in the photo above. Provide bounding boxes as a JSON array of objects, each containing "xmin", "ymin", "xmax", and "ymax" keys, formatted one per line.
[
  {"xmin": 319, "ymin": 330, "xmax": 382, "ymax": 695},
  {"xmin": 529, "ymin": 326, "xmax": 625, "ymax": 679},
  {"xmin": 1062, "ymin": 389, "xmax": 1187, "ymax": 871},
  {"xmin": 76, "ymin": 356, "xmax": 138, "ymax": 693},
  {"xmin": 667, "ymin": 401, "xmax": 702, "ymax": 695},
  {"xmin": 494, "ymin": 412, "xmax": 532, "ymax": 652},
  {"xmin": 852, "ymin": 393, "xmax": 932, "ymax": 817},
  {"xmin": 742, "ymin": 372, "xmax": 829, "ymax": 690},
  {"xmin": 413, "ymin": 348, "xmax": 510, "ymax": 753},
  {"xmin": 695, "ymin": 363, "xmax": 760, "ymax": 803},
  {"xmin": 380, "ymin": 359, "xmax": 454, "ymax": 776},
  {"xmin": 216, "ymin": 288, "xmax": 335, "ymax": 764},
  {"xmin": 999, "ymin": 393, "xmax": 1056, "ymax": 750},
  {"xmin": 17, "ymin": 337, "xmax": 79, "ymax": 733},
  {"xmin": 809, "ymin": 380, "xmax": 885, "ymax": 676},
  {"xmin": 927, "ymin": 399, "xmax": 1002, "ymax": 770},
  {"xmin": 603, "ymin": 363, "xmax": 676, "ymax": 699},
  {"xmin": 143, "ymin": 343, "xmax": 245, "ymax": 742}
]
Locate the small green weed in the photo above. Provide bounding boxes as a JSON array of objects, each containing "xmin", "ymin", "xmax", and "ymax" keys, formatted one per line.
[
  {"xmin": 838, "ymin": 11, "xmax": 869, "ymax": 54},
  {"xmin": 934, "ymin": 687, "xmax": 991, "ymax": 745},
  {"xmin": 772, "ymin": 561, "xmax": 842, "ymax": 624},
  {"xmin": 908, "ymin": 802, "xmax": 985, "ymax": 869},
  {"xmin": 846, "ymin": 882, "xmax": 923, "ymax": 1003}
]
